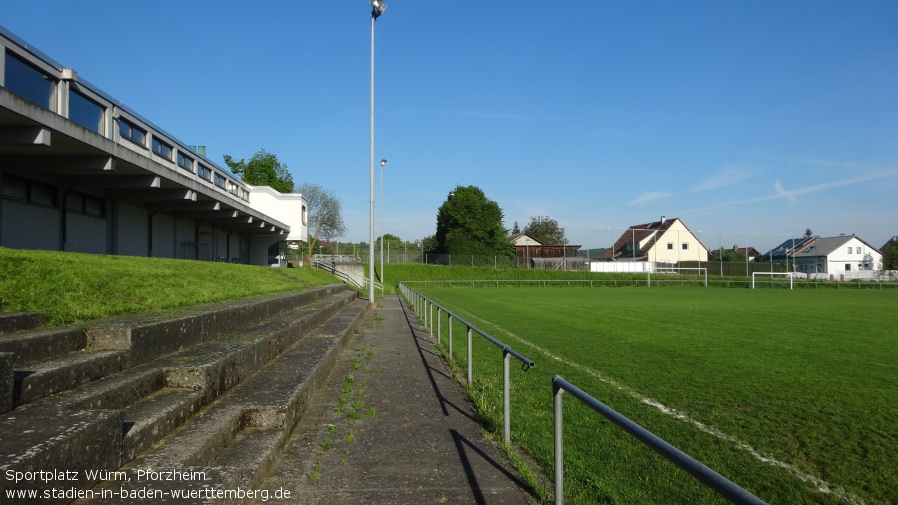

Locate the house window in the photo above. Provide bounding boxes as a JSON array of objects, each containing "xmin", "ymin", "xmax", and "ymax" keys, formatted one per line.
[
  {"xmin": 152, "ymin": 138, "xmax": 173, "ymax": 160},
  {"xmin": 68, "ymin": 89, "xmax": 104, "ymax": 134},
  {"xmin": 667, "ymin": 243, "xmax": 673, "ymax": 250},
  {"xmin": 177, "ymin": 152, "xmax": 194, "ymax": 172},
  {"xmin": 845, "ymin": 263, "xmax": 851, "ymax": 271},
  {"xmin": 117, "ymin": 118, "xmax": 146, "ymax": 146},
  {"xmin": 214, "ymin": 173, "xmax": 227, "ymax": 189},
  {"xmin": 682, "ymin": 243, "xmax": 689, "ymax": 250},
  {"xmin": 856, "ymin": 247, "xmax": 861, "ymax": 254},
  {"xmin": 198, "ymin": 164, "xmax": 212, "ymax": 181},
  {"xmin": 847, "ymin": 247, "xmax": 852, "ymax": 254},
  {"xmin": 4, "ymin": 53, "xmax": 55, "ymax": 109}
]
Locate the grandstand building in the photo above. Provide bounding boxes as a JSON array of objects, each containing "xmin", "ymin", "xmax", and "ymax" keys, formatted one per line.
[{"xmin": 0, "ymin": 25, "xmax": 307, "ymax": 266}]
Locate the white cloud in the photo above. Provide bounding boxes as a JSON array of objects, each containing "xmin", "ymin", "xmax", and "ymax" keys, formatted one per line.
[
  {"xmin": 691, "ymin": 164, "xmax": 763, "ymax": 192},
  {"xmin": 629, "ymin": 192, "xmax": 670, "ymax": 205}
]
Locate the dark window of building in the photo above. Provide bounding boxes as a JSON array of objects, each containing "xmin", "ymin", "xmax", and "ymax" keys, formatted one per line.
[
  {"xmin": 198, "ymin": 164, "xmax": 212, "ymax": 181},
  {"xmin": 68, "ymin": 89, "xmax": 104, "ymax": 133},
  {"xmin": 66, "ymin": 192, "xmax": 104, "ymax": 217},
  {"xmin": 1, "ymin": 175, "xmax": 57, "ymax": 208},
  {"xmin": 177, "ymin": 152, "xmax": 194, "ymax": 172},
  {"xmin": 214, "ymin": 173, "xmax": 227, "ymax": 189},
  {"xmin": 152, "ymin": 137, "xmax": 173, "ymax": 160},
  {"xmin": 117, "ymin": 118, "xmax": 146, "ymax": 146},
  {"xmin": 29, "ymin": 183, "xmax": 56, "ymax": 207},
  {"xmin": 1, "ymin": 176, "xmax": 28, "ymax": 200},
  {"xmin": 4, "ymin": 53, "xmax": 54, "ymax": 109}
]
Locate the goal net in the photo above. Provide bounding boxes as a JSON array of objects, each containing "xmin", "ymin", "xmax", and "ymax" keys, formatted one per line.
[{"xmin": 751, "ymin": 272, "xmax": 794, "ymax": 289}]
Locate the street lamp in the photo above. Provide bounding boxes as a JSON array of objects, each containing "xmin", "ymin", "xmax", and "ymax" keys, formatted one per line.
[
  {"xmin": 380, "ymin": 159, "xmax": 387, "ymax": 290},
  {"xmin": 368, "ymin": 0, "xmax": 385, "ymax": 306}
]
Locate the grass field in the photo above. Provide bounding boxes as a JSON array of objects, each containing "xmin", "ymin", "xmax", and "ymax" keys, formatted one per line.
[
  {"xmin": 413, "ymin": 285, "xmax": 898, "ymax": 504},
  {"xmin": 0, "ymin": 247, "xmax": 339, "ymax": 325}
]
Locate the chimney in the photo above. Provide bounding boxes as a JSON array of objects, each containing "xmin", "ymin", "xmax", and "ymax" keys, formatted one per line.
[{"xmin": 660, "ymin": 216, "xmax": 666, "ymax": 224}]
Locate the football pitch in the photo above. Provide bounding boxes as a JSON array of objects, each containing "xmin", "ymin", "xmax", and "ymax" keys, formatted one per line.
[{"xmin": 415, "ymin": 286, "xmax": 898, "ymax": 505}]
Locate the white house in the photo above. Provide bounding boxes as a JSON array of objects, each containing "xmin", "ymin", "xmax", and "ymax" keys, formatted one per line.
[
  {"xmin": 790, "ymin": 235, "xmax": 882, "ymax": 278},
  {"xmin": 596, "ymin": 217, "xmax": 709, "ymax": 263}
]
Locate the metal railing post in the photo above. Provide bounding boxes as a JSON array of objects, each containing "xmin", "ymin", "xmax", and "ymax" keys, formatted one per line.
[
  {"xmin": 448, "ymin": 315, "xmax": 453, "ymax": 357},
  {"xmin": 503, "ymin": 348, "xmax": 511, "ymax": 445},
  {"xmin": 437, "ymin": 307, "xmax": 442, "ymax": 344},
  {"xmin": 554, "ymin": 381, "xmax": 564, "ymax": 505},
  {"xmin": 429, "ymin": 302, "xmax": 433, "ymax": 337},
  {"xmin": 467, "ymin": 326, "xmax": 473, "ymax": 384}
]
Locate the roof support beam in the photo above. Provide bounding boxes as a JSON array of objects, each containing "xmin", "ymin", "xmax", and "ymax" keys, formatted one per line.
[
  {"xmin": 116, "ymin": 188, "xmax": 196, "ymax": 202},
  {"xmin": 0, "ymin": 154, "xmax": 115, "ymax": 171},
  {"xmin": 0, "ymin": 126, "xmax": 51, "ymax": 146},
  {"xmin": 63, "ymin": 175, "xmax": 160, "ymax": 189}
]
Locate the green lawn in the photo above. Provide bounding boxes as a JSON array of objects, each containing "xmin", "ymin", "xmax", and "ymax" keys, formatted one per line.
[
  {"xmin": 417, "ymin": 286, "xmax": 898, "ymax": 504},
  {"xmin": 0, "ymin": 247, "xmax": 340, "ymax": 325}
]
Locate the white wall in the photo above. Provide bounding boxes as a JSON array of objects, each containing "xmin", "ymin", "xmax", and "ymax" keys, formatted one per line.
[
  {"xmin": 647, "ymin": 220, "xmax": 709, "ymax": 263},
  {"xmin": 248, "ymin": 186, "xmax": 307, "ymax": 242},
  {"xmin": 824, "ymin": 237, "xmax": 882, "ymax": 273}
]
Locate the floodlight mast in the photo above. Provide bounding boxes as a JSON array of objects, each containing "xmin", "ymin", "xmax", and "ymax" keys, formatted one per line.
[{"xmin": 368, "ymin": 0, "xmax": 385, "ymax": 305}]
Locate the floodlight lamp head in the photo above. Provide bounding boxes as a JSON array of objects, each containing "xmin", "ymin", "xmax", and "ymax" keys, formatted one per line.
[
  {"xmin": 380, "ymin": 159, "xmax": 387, "ymax": 167},
  {"xmin": 371, "ymin": 0, "xmax": 386, "ymax": 19}
]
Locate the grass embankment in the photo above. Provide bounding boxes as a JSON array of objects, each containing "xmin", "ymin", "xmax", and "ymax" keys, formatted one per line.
[
  {"xmin": 0, "ymin": 247, "xmax": 339, "ymax": 326},
  {"xmin": 417, "ymin": 287, "xmax": 898, "ymax": 504}
]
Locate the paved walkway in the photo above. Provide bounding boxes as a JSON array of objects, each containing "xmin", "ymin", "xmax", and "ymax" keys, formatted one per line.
[{"xmin": 253, "ymin": 294, "xmax": 538, "ymax": 504}]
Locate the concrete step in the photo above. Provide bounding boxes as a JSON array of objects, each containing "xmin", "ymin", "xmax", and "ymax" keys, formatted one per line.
[
  {"xmin": 0, "ymin": 352, "xmax": 12, "ymax": 413},
  {"xmin": 0, "ymin": 407, "xmax": 123, "ymax": 502},
  {"xmin": 0, "ymin": 326, "xmax": 87, "ymax": 365},
  {"xmin": 0, "ymin": 287, "xmax": 365, "ymax": 504},
  {"xmin": 122, "ymin": 387, "xmax": 204, "ymax": 462},
  {"xmin": 0, "ymin": 311, "xmax": 46, "ymax": 335},
  {"xmin": 88, "ymin": 284, "xmax": 348, "ymax": 366},
  {"xmin": 15, "ymin": 349, "xmax": 130, "ymax": 405},
  {"xmin": 83, "ymin": 298, "xmax": 369, "ymax": 502}
]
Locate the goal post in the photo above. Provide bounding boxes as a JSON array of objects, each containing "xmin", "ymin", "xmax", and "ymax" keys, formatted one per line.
[
  {"xmin": 751, "ymin": 271, "xmax": 794, "ymax": 289},
  {"xmin": 647, "ymin": 266, "xmax": 707, "ymax": 287}
]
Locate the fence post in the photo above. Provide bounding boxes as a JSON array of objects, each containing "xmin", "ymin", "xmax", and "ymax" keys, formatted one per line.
[
  {"xmin": 467, "ymin": 327, "xmax": 473, "ymax": 384},
  {"xmin": 429, "ymin": 302, "xmax": 434, "ymax": 337},
  {"xmin": 448, "ymin": 315, "xmax": 453, "ymax": 358},
  {"xmin": 503, "ymin": 348, "xmax": 511, "ymax": 445},
  {"xmin": 437, "ymin": 307, "xmax": 441, "ymax": 344},
  {"xmin": 554, "ymin": 381, "xmax": 565, "ymax": 505}
]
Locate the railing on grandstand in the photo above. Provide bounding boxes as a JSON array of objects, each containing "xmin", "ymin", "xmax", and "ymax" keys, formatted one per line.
[
  {"xmin": 310, "ymin": 259, "xmax": 383, "ymax": 292},
  {"xmin": 399, "ymin": 283, "xmax": 534, "ymax": 445},
  {"xmin": 552, "ymin": 375, "xmax": 767, "ymax": 505}
]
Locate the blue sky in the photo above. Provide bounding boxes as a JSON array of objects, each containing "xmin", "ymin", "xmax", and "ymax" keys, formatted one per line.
[{"xmin": 3, "ymin": 1, "xmax": 897, "ymax": 251}]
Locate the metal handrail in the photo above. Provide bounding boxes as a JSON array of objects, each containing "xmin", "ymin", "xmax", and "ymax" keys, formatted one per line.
[
  {"xmin": 311, "ymin": 260, "xmax": 373, "ymax": 291},
  {"xmin": 552, "ymin": 375, "xmax": 767, "ymax": 505},
  {"xmin": 399, "ymin": 282, "xmax": 534, "ymax": 445}
]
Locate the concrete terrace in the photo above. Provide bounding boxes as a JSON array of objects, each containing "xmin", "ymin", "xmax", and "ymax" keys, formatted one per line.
[{"xmin": 0, "ymin": 287, "xmax": 537, "ymax": 504}]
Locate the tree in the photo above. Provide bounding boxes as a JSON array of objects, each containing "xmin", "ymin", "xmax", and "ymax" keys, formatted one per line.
[
  {"xmin": 523, "ymin": 215, "xmax": 567, "ymax": 245},
  {"xmin": 223, "ymin": 149, "xmax": 294, "ymax": 193},
  {"xmin": 511, "ymin": 221, "xmax": 521, "ymax": 234},
  {"xmin": 434, "ymin": 185, "xmax": 514, "ymax": 260},
  {"xmin": 804, "ymin": 228, "xmax": 813, "ymax": 238},
  {"xmin": 883, "ymin": 240, "xmax": 898, "ymax": 270},
  {"xmin": 297, "ymin": 183, "xmax": 346, "ymax": 265}
]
